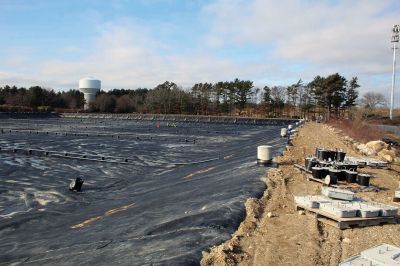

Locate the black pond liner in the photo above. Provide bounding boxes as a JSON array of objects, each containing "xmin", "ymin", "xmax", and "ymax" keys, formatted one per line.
[
  {"xmin": 0, "ymin": 118, "xmax": 290, "ymax": 265},
  {"xmin": 357, "ymin": 173, "xmax": 371, "ymax": 186}
]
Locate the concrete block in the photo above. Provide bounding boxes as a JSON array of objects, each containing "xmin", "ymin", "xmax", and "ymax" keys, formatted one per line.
[
  {"xmin": 361, "ymin": 243, "xmax": 400, "ymax": 265},
  {"xmin": 294, "ymin": 195, "xmax": 332, "ymax": 209},
  {"xmin": 339, "ymin": 255, "xmax": 379, "ymax": 266},
  {"xmin": 319, "ymin": 203, "xmax": 358, "ymax": 218},
  {"xmin": 321, "ymin": 186, "xmax": 354, "ymax": 201},
  {"xmin": 357, "ymin": 203, "xmax": 381, "ymax": 218},
  {"xmin": 363, "ymin": 202, "xmax": 398, "ymax": 217}
]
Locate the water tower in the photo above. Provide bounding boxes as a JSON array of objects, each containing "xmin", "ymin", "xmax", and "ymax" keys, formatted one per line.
[{"xmin": 79, "ymin": 77, "xmax": 101, "ymax": 110}]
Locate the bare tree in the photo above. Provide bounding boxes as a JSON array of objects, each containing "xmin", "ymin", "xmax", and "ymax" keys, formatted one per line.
[
  {"xmin": 360, "ymin": 92, "xmax": 386, "ymax": 109},
  {"xmin": 270, "ymin": 86, "xmax": 286, "ymax": 117}
]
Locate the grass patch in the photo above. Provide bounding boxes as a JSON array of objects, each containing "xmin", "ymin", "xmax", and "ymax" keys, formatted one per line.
[{"xmin": 328, "ymin": 119, "xmax": 385, "ymax": 143}]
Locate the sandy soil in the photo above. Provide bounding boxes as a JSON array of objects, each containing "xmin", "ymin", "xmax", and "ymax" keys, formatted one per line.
[{"xmin": 201, "ymin": 122, "xmax": 400, "ymax": 266}]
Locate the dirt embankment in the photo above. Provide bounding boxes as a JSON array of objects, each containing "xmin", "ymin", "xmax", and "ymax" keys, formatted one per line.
[{"xmin": 201, "ymin": 122, "xmax": 400, "ymax": 266}]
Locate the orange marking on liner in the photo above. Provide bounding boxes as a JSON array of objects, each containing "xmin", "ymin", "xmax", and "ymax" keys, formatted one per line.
[
  {"xmin": 71, "ymin": 203, "xmax": 135, "ymax": 229},
  {"xmin": 184, "ymin": 167, "xmax": 215, "ymax": 179}
]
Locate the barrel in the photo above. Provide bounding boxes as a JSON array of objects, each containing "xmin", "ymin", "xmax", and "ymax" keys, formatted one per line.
[{"xmin": 257, "ymin": 145, "xmax": 272, "ymax": 164}]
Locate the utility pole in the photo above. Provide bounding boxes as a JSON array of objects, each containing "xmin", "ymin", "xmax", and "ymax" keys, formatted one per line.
[{"xmin": 390, "ymin": 24, "xmax": 399, "ymax": 120}]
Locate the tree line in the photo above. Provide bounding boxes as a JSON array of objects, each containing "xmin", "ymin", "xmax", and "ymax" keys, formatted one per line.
[{"xmin": 0, "ymin": 73, "xmax": 373, "ymax": 119}]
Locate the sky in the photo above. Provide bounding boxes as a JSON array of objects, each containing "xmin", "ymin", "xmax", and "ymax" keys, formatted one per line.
[{"xmin": 0, "ymin": 0, "xmax": 399, "ymax": 104}]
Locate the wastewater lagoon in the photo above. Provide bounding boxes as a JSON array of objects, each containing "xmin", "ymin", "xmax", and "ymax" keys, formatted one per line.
[{"xmin": 0, "ymin": 117, "xmax": 288, "ymax": 265}]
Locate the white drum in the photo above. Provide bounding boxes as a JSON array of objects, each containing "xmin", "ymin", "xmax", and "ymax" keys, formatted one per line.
[{"xmin": 257, "ymin": 145, "xmax": 272, "ymax": 164}]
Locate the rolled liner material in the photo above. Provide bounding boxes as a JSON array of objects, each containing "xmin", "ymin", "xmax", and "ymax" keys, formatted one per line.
[
  {"xmin": 357, "ymin": 173, "xmax": 371, "ymax": 186},
  {"xmin": 345, "ymin": 170, "xmax": 358, "ymax": 183},
  {"xmin": 257, "ymin": 145, "xmax": 272, "ymax": 163},
  {"xmin": 325, "ymin": 174, "xmax": 338, "ymax": 185},
  {"xmin": 322, "ymin": 167, "xmax": 330, "ymax": 178},
  {"xmin": 329, "ymin": 169, "xmax": 341, "ymax": 182},
  {"xmin": 305, "ymin": 157, "xmax": 318, "ymax": 171},
  {"xmin": 336, "ymin": 151, "xmax": 346, "ymax": 162},
  {"xmin": 315, "ymin": 147, "xmax": 347, "ymax": 162},
  {"xmin": 312, "ymin": 167, "xmax": 324, "ymax": 179},
  {"xmin": 338, "ymin": 170, "xmax": 347, "ymax": 181},
  {"xmin": 341, "ymin": 163, "xmax": 358, "ymax": 171},
  {"xmin": 329, "ymin": 150, "xmax": 337, "ymax": 161},
  {"xmin": 304, "ymin": 157, "xmax": 310, "ymax": 170}
]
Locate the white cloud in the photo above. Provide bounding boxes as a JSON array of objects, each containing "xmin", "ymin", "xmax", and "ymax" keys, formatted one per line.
[
  {"xmin": 202, "ymin": 0, "xmax": 399, "ymax": 101},
  {"xmin": 2, "ymin": 18, "xmax": 271, "ymax": 90},
  {"xmin": 204, "ymin": 0, "xmax": 397, "ymax": 72},
  {"xmin": 0, "ymin": 0, "xmax": 399, "ymax": 105}
]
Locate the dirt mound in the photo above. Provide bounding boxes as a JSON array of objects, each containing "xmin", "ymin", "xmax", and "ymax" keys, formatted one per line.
[{"xmin": 201, "ymin": 122, "xmax": 400, "ymax": 266}]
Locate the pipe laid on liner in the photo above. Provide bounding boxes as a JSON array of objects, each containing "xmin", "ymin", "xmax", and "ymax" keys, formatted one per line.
[{"xmin": 0, "ymin": 131, "xmax": 285, "ymax": 166}]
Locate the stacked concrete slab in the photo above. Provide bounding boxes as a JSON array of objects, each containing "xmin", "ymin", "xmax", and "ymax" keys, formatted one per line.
[
  {"xmin": 340, "ymin": 243, "xmax": 400, "ymax": 265},
  {"xmin": 294, "ymin": 187, "xmax": 398, "ymax": 219}
]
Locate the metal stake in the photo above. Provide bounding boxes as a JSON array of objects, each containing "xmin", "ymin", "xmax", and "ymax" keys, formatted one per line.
[
  {"xmin": 390, "ymin": 25, "xmax": 399, "ymax": 120},
  {"xmin": 391, "ymin": 42, "xmax": 397, "ymax": 120}
]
